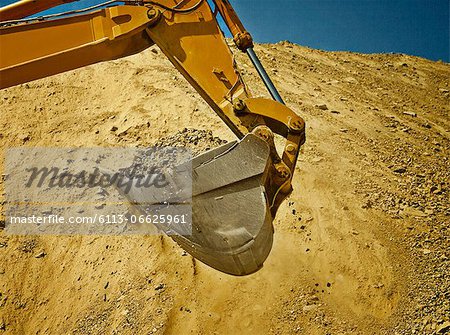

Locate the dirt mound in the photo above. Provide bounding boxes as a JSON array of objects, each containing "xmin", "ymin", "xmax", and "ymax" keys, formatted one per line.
[
  {"xmin": 0, "ymin": 41, "xmax": 449, "ymax": 334},
  {"xmin": 154, "ymin": 128, "xmax": 227, "ymax": 155}
]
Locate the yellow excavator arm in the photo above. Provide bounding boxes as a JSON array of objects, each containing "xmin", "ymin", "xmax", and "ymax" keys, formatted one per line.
[{"xmin": 0, "ymin": 0, "xmax": 305, "ymax": 276}]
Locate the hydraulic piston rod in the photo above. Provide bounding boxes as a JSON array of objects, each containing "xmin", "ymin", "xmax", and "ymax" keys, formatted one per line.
[{"xmin": 246, "ymin": 47, "xmax": 285, "ymax": 104}]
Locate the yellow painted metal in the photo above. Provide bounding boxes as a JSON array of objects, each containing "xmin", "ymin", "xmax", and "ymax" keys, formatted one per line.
[
  {"xmin": 144, "ymin": 0, "xmax": 262, "ymax": 137},
  {"xmin": 0, "ymin": 0, "xmax": 79, "ymax": 21},
  {"xmin": 0, "ymin": 5, "xmax": 154, "ymax": 89}
]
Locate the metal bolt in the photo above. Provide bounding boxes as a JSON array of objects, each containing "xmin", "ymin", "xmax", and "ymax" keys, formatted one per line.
[
  {"xmin": 253, "ymin": 126, "xmax": 273, "ymax": 142},
  {"xmin": 147, "ymin": 8, "xmax": 158, "ymax": 19},
  {"xmin": 289, "ymin": 118, "xmax": 304, "ymax": 132},
  {"xmin": 286, "ymin": 144, "xmax": 296, "ymax": 154},
  {"xmin": 276, "ymin": 166, "xmax": 290, "ymax": 179},
  {"xmin": 233, "ymin": 99, "xmax": 246, "ymax": 112}
]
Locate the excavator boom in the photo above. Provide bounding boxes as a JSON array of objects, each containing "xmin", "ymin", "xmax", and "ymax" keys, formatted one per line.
[
  {"xmin": 0, "ymin": 0, "xmax": 305, "ymax": 275},
  {"xmin": 0, "ymin": 0, "xmax": 79, "ymax": 21}
]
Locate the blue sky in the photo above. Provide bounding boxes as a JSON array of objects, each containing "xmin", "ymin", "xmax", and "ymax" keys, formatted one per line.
[{"xmin": 1, "ymin": 0, "xmax": 448, "ymax": 61}]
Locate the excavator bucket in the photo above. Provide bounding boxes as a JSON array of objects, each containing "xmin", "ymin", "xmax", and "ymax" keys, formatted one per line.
[{"xmin": 112, "ymin": 134, "xmax": 274, "ymax": 276}]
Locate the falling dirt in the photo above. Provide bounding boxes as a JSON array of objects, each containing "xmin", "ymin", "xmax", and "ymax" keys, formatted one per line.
[{"xmin": 0, "ymin": 41, "xmax": 449, "ymax": 334}]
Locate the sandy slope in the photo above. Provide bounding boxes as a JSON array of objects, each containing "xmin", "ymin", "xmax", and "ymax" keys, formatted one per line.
[{"xmin": 0, "ymin": 41, "xmax": 449, "ymax": 334}]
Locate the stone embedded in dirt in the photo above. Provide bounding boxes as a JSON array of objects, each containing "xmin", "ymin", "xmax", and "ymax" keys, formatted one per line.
[
  {"xmin": 403, "ymin": 111, "xmax": 417, "ymax": 117},
  {"xmin": 344, "ymin": 77, "xmax": 358, "ymax": 84},
  {"xmin": 34, "ymin": 251, "xmax": 46, "ymax": 258},
  {"xmin": 317, "ymin": 104, "xmax": 328, "ymax": 110},
  {"xmin": 392, "ymin": 166, "xmax": 407, "ymax": 173},
  {"xmin": 110, "ymin": 126, "xmax": 118, "ymax": 132},
  {"xmin": 19, "ymin": 133, "xmax": 30, "ymax": 143},
  {"xmin": 362, "ymin": 199, "xmax": 373, "ymax": 209},
  {"xmin": 438, "ymin": 88, "xmax": 449, "ymax": 94},
  {"xmin": 20, "ymin": 240, "xmax": 37, "ymax": 253},
  {"xmin": 154, "ymin": 283, "xmax": 165, "ymax": 291},
  {"xmin": 437, "ymin": 322, "xmax": 450, "ymax": 333},
  {"xmin": 331, "ymin": 110, "xmax": 340, "ymax": 114},
  {"xmin": 430, "ymin": 185, "xmax": 440, "ymax": 194},
  {"xmin": 402, "ymin": 207, "xmax": 427, "ymax": 218},
  {"xmin": 302, "ymin": 304, "xmax": 318, "ymax": 312}
]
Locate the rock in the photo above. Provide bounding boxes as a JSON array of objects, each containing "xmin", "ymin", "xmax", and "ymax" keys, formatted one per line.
[
  {"xmin": 95, "ymin": 203, "xmax": 106, "ymax": 209},
  {"xmin": 437, "ymin": 321, "xmax": 450, "ymax": 333},
  {"xmin": 110, "ymin": 126, "xmax": 118, "ymax": 132},
  {"xmin": 19, "ymin": 133, "xmax": 30, "ymax": 142},
  {"xmin": 317, "ymin": 104, "xmax": 328, "ymax": 110},
  {"xmin": 302, "ymin": 304, "xmax": 318, "ymax": 312},
  {"xmin": 392, "ymin": 167, "xmax": 407, "ymax": 174},
  {"xmin": 362, "ymin": 200, "xmax": 372, "ymax": 209},
  {"xmin": 402, "ymin": 207, "xmax": 427, "ymax": 217},
  {"xmin": 331, "ymin": 110, "xmax": 340, "ymax": 114},
  {"xmin": 34, "ymin": 251, "xmax": 46, "ymax": 258},
  {"xmin": 403, "ymin": 111, "xmax": 417, "ymax": 117},
  {"xmin": 154, "ymin": 283, "xmax": 165, "ymax": 291},
  {"xmin": 344, "ymin": 77, "xmax": 358, "ymax": 84},
  {"xmin": 438, "ymin": 88, "xmax": 449, "ymax": 93}
]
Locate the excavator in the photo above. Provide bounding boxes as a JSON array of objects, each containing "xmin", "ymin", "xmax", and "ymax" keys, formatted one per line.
[{"xmin": 0, "ymin": 0, "xmax": 305, "ymax": 276}]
